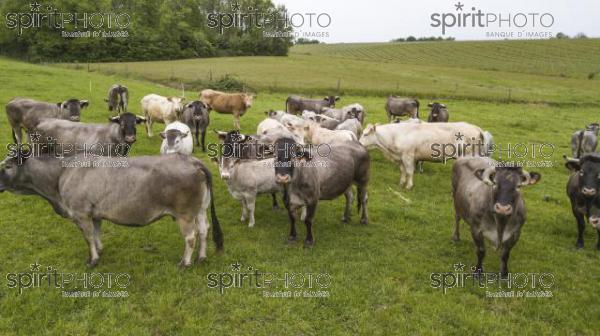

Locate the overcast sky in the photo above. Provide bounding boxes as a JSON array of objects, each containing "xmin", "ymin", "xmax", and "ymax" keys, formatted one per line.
[{"xmin": 274, "ymin": 0, "xmax": 600, "ymax": 43}]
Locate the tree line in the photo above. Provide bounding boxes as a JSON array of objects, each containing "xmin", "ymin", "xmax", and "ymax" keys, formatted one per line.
[{"xmin": 0, "ymin": 0, "xmax": 293, "ymax": 62}]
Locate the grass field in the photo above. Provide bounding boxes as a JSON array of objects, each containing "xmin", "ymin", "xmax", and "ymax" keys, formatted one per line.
[
  {"xmin": 1, "ymin": 42, "xmax": 600, "ymax": 336},
  {"xmin": 59, "ymin": 39, "xmax": 600, "ymax": 105}
]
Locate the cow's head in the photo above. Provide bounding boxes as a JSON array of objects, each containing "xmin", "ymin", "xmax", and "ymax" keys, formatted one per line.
[
  {"xmin": 265, "ymin": 110, "xmax": 284, "ymax": 119},
  {"xmin": 274, "ymin": 137, "xmax": 311, "ymax": 185},
  {"xmin": 0, "ymin": 156, "xmax": 32, "ymax": 195},
  {"xmin": 428, "ymin": 102, "xmax": 447, "ymax": 117},
  {"xmin": 167, "ymin": 96, "xmax": 186, "ymax": 114},
  {"xmin": 302, "ymin": 110, "xmax": 318, "ymax": 122},
  {"xmin": 243, "ymin": 94, "xmax": 254, "ymax": 108},
  {"xmin": 359, "ymin": 124, "xmax": 379, "ymax": 148},
  {"xmin": 565, "ymin": 154, "xmax": 600, "ymax": 198},
  {"xmin": 586, "ymin": 123, "xmax": 600, "ymax": 135},
  {"xmin": 57, "ymin": 98, "xmax": 89, "ymax": 122},
  {"xmin": 160, "ymin": 129, "xmax": 189, "ymax": 154},
  {"xmin": 324, "ymin": 96, "xmax": 340, "ymax": 107},
  {"xmin": 109, "ymin": 113, "xmax": 146, "ymax": 144},
  {"xmin": 475, "ymin": 165, "xmax": 541, "ymax": 217},
  {"xmin": 186, "ymin": 101, "xmax": 209, "ymax": 121}
]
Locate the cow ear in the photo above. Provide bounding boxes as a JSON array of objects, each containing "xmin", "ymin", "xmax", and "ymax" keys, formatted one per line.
[
  {"xmin": 214, "ymin": 130, "xmax": 227, "ymax": 141},
  {"xmin": 264, "ymin": 111, "xmax": 269, "ymax": 115},
  {"xmin": 159, "ymin": 132, "xmax": 167, "ymax": 139},
  {"xmin": 284, "ymin": 122, "xmax": 294, "ymax": 131},
  {"xmin": 135, "ymin": 116, "xmax": 147, "ymax": 124},
  {"xmin": 428, "ymin": 103, "xmax": 433, "ymax": 107},
  {"xmin": 182, "ymin": 131, "xmax": 189, "ymax": 138},
  {"xmin": 323, "ymin": 96, "xmax": 329, "ymax": 101},
  {"xmin": 80, "ymin": 100, "xmax": 89, "ymax": 108},
  {"xmin": 167, "ymin": 97, "xmax": 173, "ymax": 102},
  {"xmin": 525, "ymin": 172, "xmax": 541, "ymax": 186},
  {"xmin": 109, "ymin": 116, "xmax": 120, "ymax": 123},
  {"xmin": 441, "ymin": 104, "xmax": 447, "ymax": 108},
  {"xmin": 335, "ymin": 96, "xmax": 340, "ymax": 101},
  {"xmin": 233, "ymin": 158, "xmax": 242, "ymax": 165},
  {"xmin": 57, "ymin": 102, "xmax": 63, "ymax": 107},
  {"xmin": 475, "ymin": 168, "xmax": 495, "ymax": 186},
  {"xmin": 565, "ymin": 161, "xmax": 581, "ymax": 172}
]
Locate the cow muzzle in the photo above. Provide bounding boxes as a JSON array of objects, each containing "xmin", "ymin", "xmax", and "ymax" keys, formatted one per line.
[
  {"xmin": 275, "ymin": 174, "xmax": 290, "ymax": 185},
  {"xmin": 69, "ymin": 116, "xmax": 80, "ymax": 122},
  {"xmin": 124, "ymin": 135, "xmax": 136, "ymax": 144},
  {"xmin": 220, "ymin": 172, "xmax": 230, "ymax": 180},
  {"xmin": 581, "ymin": 187, "xmax": 596, "ymax": 197},
  {"xmin": 494, "ymin": 203, "xmax": 513, "ymax": 216},
  {"xmin": 589, "ymin": 216, "xmax": 600, "ymax": 229}
]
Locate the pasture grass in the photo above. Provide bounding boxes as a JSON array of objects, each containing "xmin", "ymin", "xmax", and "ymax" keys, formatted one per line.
[{"xmin": 0, "ymin": 57, "xmax": 599, "ymax": 335}]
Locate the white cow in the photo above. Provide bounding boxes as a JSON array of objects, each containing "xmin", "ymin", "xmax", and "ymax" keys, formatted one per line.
[
  {"xmin": 257, "ymin": 118, "xmax": 303, "ymax": 144},
  {"xmin": 285, "ymin": 120, "xmax": 357, "ymax": 145},
  {"xmin": 359, "ymin": 122, "xmax": 489, "ymax": 189},
  {"xmin": 141, "ymin": 94, "xmax": 185, "ymax": 137},
  {"xmin": 160, "ymin": 121, "xmax": 193, "ymax": 155},
  {"xmin": 266, "ymin": 110, "xmax": 304, "ymax": 127},
  {"xmin": 335, "ymin": 118, "xmax": 362, "ymax": 138}
]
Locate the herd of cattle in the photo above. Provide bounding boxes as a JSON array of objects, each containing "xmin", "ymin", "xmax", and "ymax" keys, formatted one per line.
[{"xmin": 0, "ymin": 85, "xmax": 598, "ymax": 277}]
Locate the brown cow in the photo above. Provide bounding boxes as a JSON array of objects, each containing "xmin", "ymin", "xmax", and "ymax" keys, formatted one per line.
[{"xmin": 200, "ymin": 89, "xmax": 254, "ymax": 129}]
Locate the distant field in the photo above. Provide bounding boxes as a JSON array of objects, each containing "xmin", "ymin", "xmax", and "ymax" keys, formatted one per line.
[
  {"xmin": 58, "ymin": 39, "xmax": 600, "ymax": 105},
  {"xmin": 1, "ymin": 57, "xmax": 600, "ymax": 334}
]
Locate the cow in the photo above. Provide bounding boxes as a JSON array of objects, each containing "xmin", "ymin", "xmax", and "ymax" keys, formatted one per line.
[
  {"xmin": 266, "ymin": 109, "xmax": 304, "ymax": 127},
  {"xmin": 301, "ymin": 111, "xmax": 339, "ymax": 129},
  {"xmin": 335, "ymin": 118, "xmax": 362, "ymax": 138},
  {"xmin": 160, "ymin": 121, "xmax": 193, "ymax": 155},
  {"xmin": 427, "ymin": 102, "xmax": 449, "ymax": 123},
  {"xmin": 200, "ymin": 89, "xmax": 254, "ymax": 129},
  {"xmin": 286, "ymin": 95, "xmax": 340, "ymax": 115},
  {"xmin": 181, "ymin": 100, "xmax": 210, "ymax": 151},
  {"xmin": 359, "ymin": 122, "xmax": 489, "ymax": 189},
  {"xmin": 385, "ymin": 96, "xmax": 420, "ymax": 122},
  {"xmin": 571, "ymin": 123, "xmax": 599, "ymax": 158},
  {"xmin": 564, "ymin": 154, "xmax": 600, "ymax": 249},
  {"xmin": 213, "ymin": 155, "xmax": 282, "ymax": 227},
  {"xmin": 0, "ymin": 154, "xmax": 223, "ymax": 267},
  {"xmin": 285, "ymin": 121, "xmax": 357, "ymax": 145},
  {"xmin": 141, "ymin": 94, "xmax": 185, "ymax": 137},
  {"xmin": 320, "ymin": 103, "xmax": 364, "ymax": 123},
  {"xmin": 32, "ymin": 113, "xmax": 146, "ymax": 157},
  {"xmin": 273, "ymin": 137, "xmax": 370, "ymax": 246},
  {"xmin": 257, "ymin": 118, "xmax": 303, "ymax": 145},
  {"xmin": 6, "ymin": 98, "xmax": 89, "ymax": 144},
  {"xmin": 452, "ymin": 157, "xmax": 540, "ymax": 277},
  {"xmin": 105, "ymin": 84, "xmax": 129, "ymax": 115}
]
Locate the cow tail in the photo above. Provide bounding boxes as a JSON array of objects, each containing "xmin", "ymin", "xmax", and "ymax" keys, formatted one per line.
[
  {"xmin": 577, "ymin": 130, "xmax": 584, "ymax": 158},
  {"xmin": 199, "ymin": 164, "xmax": 224, "ymax": 251},
  {"xmin": 285, "ymin": 97, "xmax": 289, "ymax": 113},
  {"xmin": 414, "ymin": 99, "xmax": 420, "ymax": 118}
]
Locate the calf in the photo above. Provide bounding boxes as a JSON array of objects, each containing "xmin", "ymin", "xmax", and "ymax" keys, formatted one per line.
[
  {"xmin": 200, "ymin": 89, "xmax": 254, "ymax": 129},
  {"xmin": 141, "ymin": 94, "xmax": 185, "ymax": 137},
  {"xmin": 571, "ymin": 123, "xmax": 599, "ymax": 158},
  {"xmin": 385, "ymin": 96, "xmax": 419, "ymax": 121},
  {"xmin": 0, "ymin": 154, "xmax": 223, "ymax": 267},
  {"xmin": 452, "ymin": 157, "xmax": 541, "ymax": 277},
  {"xmin": 6, "ymin": 98, "xmax": 89, "ymax": 144},
  {"xmin": 160, "ymin": 121, "xmax": 193, "ymax": 155},
  {"xmin": 427, "ymin": 102, "xmax": 449, "ymax": 122},
  {"xmin": 106, "ymin": 84, "xmax": 129, "ymax": 115},
  {"xmin": 33, "ymin": 113, "xmax": 146, "ymax": 156},
  {"xmin": 565, "ymin": 154, "xmax": 600, "ymax": 249},
  {"xmin": 181, "ymin": 100, "xmax": 210, "ymax": 151},
  {"xmin": 286, "ymin": 95, "xmax": 339, "ymax": 114},
  {"xmin": 274, "ymin": 137, "xmax": 370, "ymax": 246}
]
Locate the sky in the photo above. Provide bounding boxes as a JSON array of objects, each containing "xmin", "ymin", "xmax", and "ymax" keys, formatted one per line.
[{"xmin": 274, "ymin": 0, "xmax": 600, "ymax": 43}]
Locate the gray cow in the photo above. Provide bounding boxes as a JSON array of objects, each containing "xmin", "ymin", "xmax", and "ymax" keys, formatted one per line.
[
  {"xmin": 33, "ymin": 113, "xmax": 146, "ymax": 157},
  {"xmin": 6, "ymin": 98, "xmax": 89, "ymax": 144},
  {"xmin": 0, "ymin": 154, "xmax": 223, "ymax": 267},
  {"xmin": 571, "ymin": 123, "xmax": 599, "ymax": 158},
  {"xmin": 286, "ymin": 95, "xmax": 340, "ymax": 114},
  {"xmin": 385, "ymin": 96, "xmax": 420, "ymax": 122},
  {"xmin": 427, "ymin": 102, "xmax": 449, "ymax": 122},
  {"xmin": 452, "ymin": 157, "xmax": 541, "ymax": 277},
  {"xmin": 105, "ymin": 84, "xmax": 129, "ymax": 115},
  {"xmin": 182, "ymin": 100, "xmax": 210, "ymax": 151},
  {"xmin": 274, "ymin": 137, "xmax": 370, "ymax": 246}
]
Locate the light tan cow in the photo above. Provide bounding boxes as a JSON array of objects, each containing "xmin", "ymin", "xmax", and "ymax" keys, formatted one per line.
[
  {"xmin": 141, "ymin": 94, "xmax": 185, "ymax": 137},
  {"xmin": 200, "ymin": 89, "xmax": 254, "ymax": 129}
]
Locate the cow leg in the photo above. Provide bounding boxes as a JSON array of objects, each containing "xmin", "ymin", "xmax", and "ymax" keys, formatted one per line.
[
  {"xmin": 403, "ymin": 158, "xmax": 415, "ymax": 190},
  {"xmin": 287, "ymin": 207, "xmax": 297, "ymax": 243},
  {"xmin": 572, "ymin": 206, "xmax": 585, "ymax": 248},
  {"xmin": 500, "ymin": 240, "xmax": 515, "ymax": 278},
  {"xmin": 196, "ymin": 212, "xmax": 209, "ymax": 263},
  {"xmin": 271, "ymin": 193, "xmax": 279, "ymax": 210},
  {"xmin": 12, "ymin": 126, "xmax": 22, "ymax": 145},
  {"xmin": 398, "ymin": 163, "xmax": 406, "ymax": 187},
  {"xmin": 247, "ymin": 194, "xmax": 256, "ymax": 228},
  {"xmin": 234, "ymin": 115, "xmax": 241, "ymax": 130},
  {"xmin": 92, "ymin": 219, "xmax": 103, "ymax": 255},
  {"xmin": 471, "ymin": 228, "xmax": 485, "ymax": 275},
  {"xmin": 596, "ymin": 228, "xmax": 600, "ymax": 250},
  {"xmin": 201, "ymin": 129, "xmax": 206, "ymax": 152},
  {"xmin": 304, "ymin": 203, "xmax": 318, "ymax": 247},
  {"xmin": 74, "ymin": 218, "xmax": 100, "ymax": 268},
  {"xmin": 357, "ymin": 184, "xmax": 369, "ymax": 225},
  {"xmin": 146, "ymin": 117, "xmax": 154, "ymax": 137},
  {"xmin": 177, "ymin": 217, "xmax": 197, "ymax": 267},
  {"xmin": 342, "ymin": 187, "xmax": 353, "ymax": 223},
  {"xmin": 417, "ymin": 161, "xmax": 424, "ymax": 174},
  {"xmin": 300, "ymin": 206, "xmax": 307, "ymax": 221},
  {"xmin": 240, "ymin": 199, "xmax": 248, "ymax": 223},
  {"xmin": 452, "ymin": 212, "xmax": 461, "ymax": 242}
]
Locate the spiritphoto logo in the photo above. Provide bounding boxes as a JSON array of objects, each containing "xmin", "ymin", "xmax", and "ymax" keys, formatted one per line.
[
  {"xmin": 5, "ymin": 262, "xmax": 131, "ymax": 297},
  {"xmin": 430, "ymin": 2, "xmax": 555, "ymax": 38},
  {"xmin": 207, "ymin": 261, "xmax": 331, "ymax": 298},
  {"xmin": 4, "ymin": 1, "xmax": 130, "ymax": 37}
]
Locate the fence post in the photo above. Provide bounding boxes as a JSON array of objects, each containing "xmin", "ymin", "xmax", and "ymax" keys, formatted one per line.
[
  {"xmin": 507, "ymin": 87, "xmax": 512, "ymax": 103},
  {"xmin": 336, "ymin": 78, "xmax": 341, "ymax": 93}
]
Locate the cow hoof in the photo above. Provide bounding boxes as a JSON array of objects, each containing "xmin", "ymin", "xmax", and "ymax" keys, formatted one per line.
[
  {"xmin": 576, "ymin": 241, "xmax": 584, "ymax": 249},
  {"xmin": 287, "ymin": 236, "xmax": 297, "ymax": 244},
  {"xmin": 472, "ymin": 268, "xmax": 483, "ymax": 277},
  {"xmin": 179, "ymin": 260, "xmax": 192, "ymax": 269},
  {"xmin": 87, "ymin": 259, "xmax": 99, "ymax": 268},
  {"xmin": 452, "ymin": 235, "xmax": 460, "ymax": 242},
  {"xmin": 272, "ymin": 205, "xmax": 280, "ymax": 210},
  {"xmin": 360, "ymin": 218, "xmax": 368, "ymax": 225},
  {"xmin": 248, "ymin": 223, "xmax": 255, "ymax": 228},
  {"xmin": 341, "ymin": 217, "xmax": 350, "ymax": 223},
  {"xmin": 304, "ymin": 240, "xmax": 314, "ymax": 248},
  {"xmin": 196, "ymin": 256, "xmax": 206, "ymax": 264}
]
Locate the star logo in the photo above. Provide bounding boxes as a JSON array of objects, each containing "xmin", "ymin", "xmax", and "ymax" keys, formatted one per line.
[
  {"xmin": 453, "ymin": 262, "xmax": 465, "ymax": 271},
  {"xmin": 30, "ymin": 1, "xmax": 41, "ymax": 12},
  {"xmin": 455, "ymin": 132, "xmax": 464, "ymax": 141},
  {"xmin": 231, "ymin": 2, "xmax": 241, "ymax": 11},
  {"xmin": 231, "ymin": 261, "xmax": 242, "ymax": 271},
  {"xmin": 30, "ymin": 132, "xmax": 41, "ymax": 142},
  {"xmin": 454, "ymin": 2, "xmax": 464, "ymax": 11},
  {"xmin": 30, "ymin": 262, "xmax": 41, "ymax": 271}
]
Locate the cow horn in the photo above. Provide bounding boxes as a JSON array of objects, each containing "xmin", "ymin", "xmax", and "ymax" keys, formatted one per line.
[
  {"xmin": 480, "ymin": 167, "xmax": 496, "ymax": 186},
  {"xmin": 562, "ymin": 154, "xmax": 579, "ymax": 163}
]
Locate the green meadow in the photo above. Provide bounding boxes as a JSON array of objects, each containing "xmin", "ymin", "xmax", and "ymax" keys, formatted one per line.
[{"xmin": 0, "ymin": 39, "xmax": 599, "ymax": 335}]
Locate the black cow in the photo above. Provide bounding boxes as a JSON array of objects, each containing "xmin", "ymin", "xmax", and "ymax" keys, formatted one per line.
[{"xmin": 182, "ymin": 101, "xmax": 210, "ymax": 151}]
